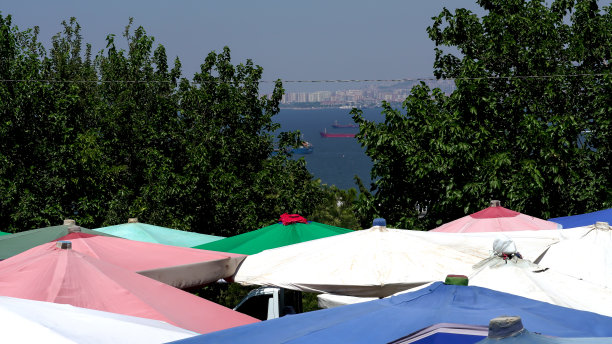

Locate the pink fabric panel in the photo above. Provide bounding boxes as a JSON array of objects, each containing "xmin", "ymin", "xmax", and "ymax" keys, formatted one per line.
[
  {"xmin": 469, "ymin": 206, "xmax": 520, "ymax": 219},
  {"xmin": 432, "ymin": 213, "xmax": 558, "ymax": 233},
  {"xmin": 0, "ymin": 246, "xmax": 258, "ymax": 334},
  {"xmin": 51, "ymin": 234, "xmax": 245, "ymax": 272}
]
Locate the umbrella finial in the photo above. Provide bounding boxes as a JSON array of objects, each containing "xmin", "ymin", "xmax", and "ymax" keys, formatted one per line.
[
  {"xmin": 490, "ymin": 200, "xmax": 501, "ymax": 207},
  {"xmin": 68, "ymin": 226, "xmax": 81, "ymax": 233},
  {"xmin": 372, "ymin": 218, "xmax": 386, "ymax": 227},
  {"xmin": 488, "ymin": 316, "xmax": 524, "ymax": 339},
  {"xmin": 56, "ymin": 240, "xmax": 72, "ymax": 249},
  {"xmin": 444, "ymin": 274, "xmax": 468, "ymax": 286},
  {"xmin": 128, "ymin": 217, "xmax": 139, "ymax": 223},
  {"xmin": 63, "ymin": 219, "xmax": 76, "ymax": 226}
]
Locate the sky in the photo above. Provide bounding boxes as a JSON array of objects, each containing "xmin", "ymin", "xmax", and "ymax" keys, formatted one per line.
[{"xmin": 2, "ymin": 1, "xmax": 608, "ymax": 93}]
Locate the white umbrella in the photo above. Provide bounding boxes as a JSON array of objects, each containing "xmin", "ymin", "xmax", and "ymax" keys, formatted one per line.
[
  {"xmin": 535, "ymin": 222, "xmax": 612, "ymax": 288},
  {"xmin": 0, "ymin": 295, "xmax": 197, "ymax": 344},
  {"xmin": 234, "ymin": 221, "xmax": 484, "ymax": 297}
]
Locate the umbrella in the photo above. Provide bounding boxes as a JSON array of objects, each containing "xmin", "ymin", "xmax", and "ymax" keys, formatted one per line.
[
  {"xmin": 94, "ymin": 219, "xmax": 223, "ymax": 247},
  {"xmin": 196, "ymin": 214, "xmax": 353, "ymax": 255},
  {"xmin": 234, "ymin": 220, "xmax": 484, "ymax": 297},
  {"xmin": 43, "ymin": 232, "xmax": 246, "ymax": 289},
  {"xmin": 390, "ymin": 323, "xmax": 488, "ymax": 344},
  {"xmin": 0, "ymin": 220, "xmax": 118, "ymax": 260},
  {"xmin": 468, "ymin": 255, "xmax": 612, "ymax": 317},
  {"xmin": 0, "ymin": 231, "xmax": 8, "ymax": 236},
  {"xmin": 167, "ymin": 282, "xmax": 612, "ymax": 344},
  {"xmin": 430, "ymin": 200, "xmax": 559, "ymax": 233},
  {"xmin": 0, "ymin": 295, "xmax": 197, "ymax": 344},
  {"xmin": 549, "ymin": 208, "xmax": 612, "ymax": 232},
  {"xmin": 534, "ymin": 222, "xmax": 612, "ymax": 289},
  {"xmin": 0, "ymin": 241, "xmax": 259, "ymax": 334}
]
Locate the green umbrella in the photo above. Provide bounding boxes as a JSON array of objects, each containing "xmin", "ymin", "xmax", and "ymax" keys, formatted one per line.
[
  {"xmin": 0, "ymin": 222, "xmax": 117, "ymax": 260},
  {"xmin": 0, "ymin": 231, "xmax": 9, "ymax": 236},
  {"xmin": 195, "ymin": 214, "xmax": 353, "ymax": 255},
  {"xmin": 94, "ymin": 221, "xmax": 224, "ymax": 248}
]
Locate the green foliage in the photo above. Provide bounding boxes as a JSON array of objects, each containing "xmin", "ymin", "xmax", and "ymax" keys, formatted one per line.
[
  {"xmin": 0, "ymin": 15, "xmax": 323, "ymax": 235},
  {"xmin": 309, "ymin": 183, "xmax": 362, "ymax": 230},
  {"xmin": 353, "ymin": 0, "xmax": 612, "ymax": 230}
]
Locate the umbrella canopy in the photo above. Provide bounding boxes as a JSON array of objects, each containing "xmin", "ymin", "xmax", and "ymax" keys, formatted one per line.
[
  {"xmin": 94, "ymin": 221, "xmax": 223, "ymax": 247},
  {"xmin": 469, "ymin": 255, "xmax": 612, "ymax": 317},
  {"xmin": 0, "ymin": 231, "xmax": 8, "ymax": 236},
  {"xmin": 431, "ymin": 202, "xmax": 559, "ymax": 233},
  {"xmin": 390, "ymin": 323, "xmax": 488, "ymax": 344},
  {"xmin": 234, "ymin": 223, "xmax": 484, "ymax": 297},
  {"xmin": 45, "ymin": 232, "xmax": 246, "ymax": 289},
  {"xmin": 0, "ymin": 242, "xmax": 259, "ymax": 334},
  {"xmin": 0, "ymin": 222, "xmax": 117, "ymax": 260},
  {"xmin": 0, "ymin": 295, "xmax": 197, "ymax": 344},
  {"xmin": 196, "ymin": 214, "xmax": 353, "ymax": 255},
  {"xmin": 549, "ymin": 208, "xmax": 612, "ymax": 230},
  {"xmin": 167, "ymin": 282, "xmax": 612, "ymax": 344},
  {"xmin": 535, "ymin": 222, "xmax": 612, "ymax": 289}
]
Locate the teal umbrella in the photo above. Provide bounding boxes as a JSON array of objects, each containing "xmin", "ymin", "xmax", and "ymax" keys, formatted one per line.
[
  {"xmin": 195, "ymin": 214, "xmax": 353, "ymax": 255},
  {"xmin": 0, "ymin": 221, "xmax": 116, "ymax": 260},
  {"xmin": 94, "ymin": 220, "xmax": 224, "ymax": 248}
]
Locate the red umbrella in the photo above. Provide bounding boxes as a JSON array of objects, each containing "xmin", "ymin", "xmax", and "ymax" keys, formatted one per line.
[
  {"xmin": 0, "ymin": 241, "xmax": 259, "ymax": 334},
  {"xmin": 431, "ymin": 201, "xmax": 558, "ymax": 233},
  {"xmin": 49, "ymin": 232, "xmax": 245, "ymax": 289}
]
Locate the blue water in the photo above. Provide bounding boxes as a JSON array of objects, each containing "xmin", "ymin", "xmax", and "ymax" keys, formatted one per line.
[{"xmin": 274, "ymin": 107, "xmax": 385, "ymax": 190}]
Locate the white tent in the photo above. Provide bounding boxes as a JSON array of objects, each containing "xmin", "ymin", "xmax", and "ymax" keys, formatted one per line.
[
  {"xmin": 535, "ymin": 222, "xmax": 612, "ymax": 289},
  {"xmin": 0, "ymin": 295, "xmax": 197, "ymax": 344},
  {"xmin": 234, "ymin": 224, "xmax": 485, "ymax": 297}
]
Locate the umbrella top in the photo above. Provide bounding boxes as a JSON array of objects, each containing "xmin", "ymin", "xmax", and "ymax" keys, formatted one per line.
[
  {"xmin": 470, "ymin": 206, "xmax": 519, "ymax": 219},
  {"xmin": 94, "ymin": 222, "xmax": 224, "ymax": 247},
  {"xmin": 0, "ymin": 224, "xmax": 117, "ymax": 260},
  {"xmin": 196, "ymin": 218, "xmax": 353, "ymax": 255},
  {"xmin": 168, "ymin": 282, "xmax": 612, "ymax": 344},
  {"xmin": 0, "ymin": 244, "xmax": 259, "ymax": 334}
]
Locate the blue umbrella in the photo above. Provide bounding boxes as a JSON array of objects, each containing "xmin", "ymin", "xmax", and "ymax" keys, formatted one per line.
[
  {"xmin": 549, "ymin": 208, "xmax": 612, "ymax": 228},
  {"xmin": 167, "ymin": 282, "xmax": 612, "ymax": 344}
]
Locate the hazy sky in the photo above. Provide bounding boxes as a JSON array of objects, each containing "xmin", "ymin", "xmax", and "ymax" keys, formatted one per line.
[{"xmin": 2, "ymin": 1, "xmax": 608, "ymax": 92}]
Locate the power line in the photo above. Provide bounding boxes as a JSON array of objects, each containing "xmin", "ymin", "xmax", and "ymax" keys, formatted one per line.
[{"xmin": 0, "ymin": 73, "xmax": 608, "ymax": 84}]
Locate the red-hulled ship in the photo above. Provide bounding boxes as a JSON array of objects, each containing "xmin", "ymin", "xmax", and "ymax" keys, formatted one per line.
[{"xmin": 320, "ymin": 128, "xmax": 356, "ymax": 138}]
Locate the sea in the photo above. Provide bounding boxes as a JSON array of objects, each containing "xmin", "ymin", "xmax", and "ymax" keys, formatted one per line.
[{"xmin": 274, "ymin": 107, "xmax": 385, "ymax": 190}]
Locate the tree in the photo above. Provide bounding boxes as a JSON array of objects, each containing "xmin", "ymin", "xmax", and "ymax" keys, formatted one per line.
[
  {"xmin": 0, "ymin": 15, "xmax": 324, "ymax": 235},
  {"xmin": 352, "ymin": 0, "xmax": 612, "ymax": 230}
]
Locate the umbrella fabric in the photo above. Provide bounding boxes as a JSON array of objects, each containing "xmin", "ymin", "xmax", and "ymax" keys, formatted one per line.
[
  {"xmin": 196, "ymin": 220, "xmax": 353, "ymax": 255},
  {"xmin": 93, "ymin": 222, "xmax": 223, "ymax": 247},
  {"xmin": 0, "ymin": 231, "xmax": 8, "ymax": 236},
  {"xmin": 476, "ymin": 329, "xmax": 612, "ymax": 344},
  {"xmin": 390, "ymin": 323, "xmax": 488, "ymax": 344},
  {"xmin": 49, "ymin": 233, "xmax": 246, "ymax": 289},
  {"xmin": 0, "ymin": 244, "xmax": 259, "ymax": 334},
  {"xmin": 0, "ymin": 224, "xmax": 117, "ymax": 260},
  {"xmin": 431, "ymin": 205, "xmax": 559, "ymax": 233},
  {"xmin": 167, "ymin": 282, "xmax": 612, "ymax": 344},
  {"xmin": 549, "ymin": 208, "xmax": 612, "ymax": 230},
  {"xmin": 468, "ymin": 256, "xmax": 612, "ymax": 317},
  {"xmin": 0, "ymin": 295, "xmax": 197, "ymax": 344},
  {"xmin": 535, "ymin": 223, "xmax": 612, "ymax": 289},
  {"xmin": 235, "ymin": 225, "xmax": 484, "ymax": 297}
]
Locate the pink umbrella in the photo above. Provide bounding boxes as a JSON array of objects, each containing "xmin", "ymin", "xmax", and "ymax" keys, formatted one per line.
[
  {"xmin": 431, "ymin": 201, "xmax": 559, "ymax": 233},
  {"xmin": 48, "ymin": 232, "xmax": 245, "ymax": 289},
  {"xmin": 0, "ymin": 241, "xmax": 259, "ymax": 334}
]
